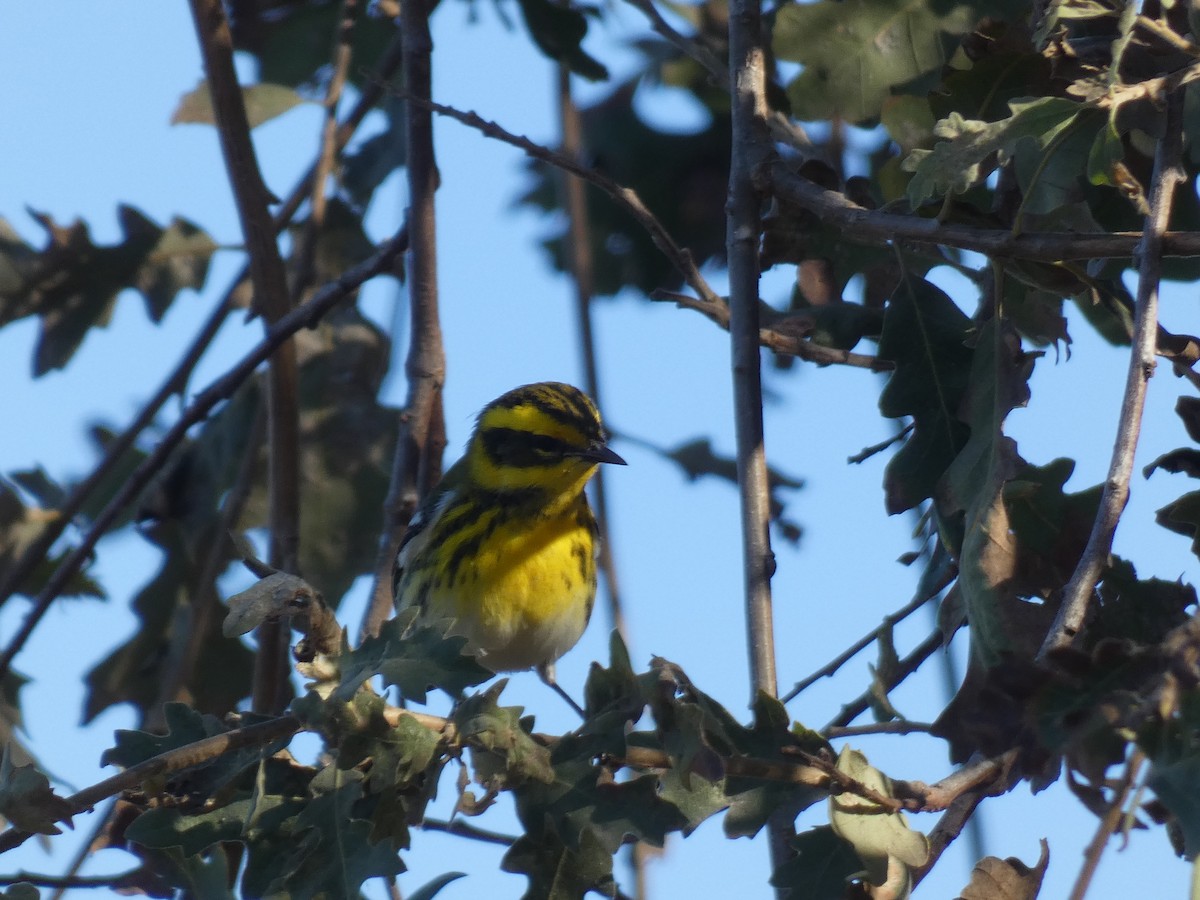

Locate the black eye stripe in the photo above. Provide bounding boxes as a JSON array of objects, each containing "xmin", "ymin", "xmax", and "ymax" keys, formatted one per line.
[{"xmin": 481, "ymin": 427, "xmax": 576, "ymax": 467}]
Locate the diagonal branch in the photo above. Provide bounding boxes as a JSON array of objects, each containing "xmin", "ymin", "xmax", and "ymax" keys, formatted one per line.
[
  {"xmin": 0, "ymin": 229, "xmax": 409, "ymax": 683},
  {"xmin": 650, "ymin": 288, "xmax": 890, "ymax": 370},
  {"xmin": 0, "ymin": 715, "xmax": 302, "ymax": 855},
  {"xmin": 1038, "ymin": 92, "xmax": 1186, "ymax": 660},
  {"xmin": 398, "ymin": 93, "xmax": 724, "ymax": 307}
]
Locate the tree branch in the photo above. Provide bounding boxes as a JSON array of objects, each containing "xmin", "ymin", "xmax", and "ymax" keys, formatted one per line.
[
  {"xmin": 290, "ymin": 0, "xmax": 361, "ymax": 299},
  {"xmin": 824, "ymin": 628, "xmax": 947, "ymax": 730},
  {"xmin": 0, "ymin": 716, "xmax": 302, "ymax": 855},
  {"xmin": 726, "ymin": 0, "xmax": 789, "ymax": 886},
  {"xmin": 361, "ymin": 0, "xmax": 448, "ymax": 640},
  {"xmin": 1068, "ymin": 749, "xmax": 1145, "ymax": 900},
  {"xmin": 649, "ymin": 289, "xmax": 891, "ymax": 370},
  {"xmin": 783, "ymin": 575, "xmax": 949, "ymax": 703},
  {"xmin": 556, "ymin": 65, "xmax": 629, "ymax": 647},
  {"xmin": 187, "ymin": 0, "xmax": 302, "ymax": 715},
  {"xmin": 0, "ymin": 229, "xmax": 409, "ymax": 683},
  {"xmin": 768, "ymin": 159, "xmax": 1200, "ymax": 261},
  {"xmin": 398, "ymin": 94, "xmax": 724, "ymax": 307},
  {"xmin": 1038, "ymin": 92, "xmax": 1185, "ymax": 660}
]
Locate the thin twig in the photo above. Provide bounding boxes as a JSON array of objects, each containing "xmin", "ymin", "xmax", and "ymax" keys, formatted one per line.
[
  {"xmin": 623, "ymin": 0, "xmax": 727, "ymax": 82},
  {"xmin": 557, "ymin": 58, "xmax": 643, "ymax": 898},
  {"xmin": 290, "ymin": 0, "xmax": 360, "ymax": 298},
  {"xmin": 399, "ymin": 94, "xmax": 724, "ymax": 307},
  {"xmin": 649, "ymin": 289, "xmax": 891, "ymax": 370},
  {"xmin": 823, "ymin": 721, "xmax": 934, "ymax": 739},
  {"xmin": 768, "ymin": 159, "xmax": 1200, "ymax": 261},
  {"xmin": 46, "ymin": 798, "xmax": 116, "ymax": 900},
  {"xmin": 782, "ymin": 577, "xmax": 948, "ymax": 704},
  {"xmin": 556, "ymin": 64, "xmax": 629, "ymax": 647},
  {"xmin": 1068, "ymin": 750, "xmax": 1145, "ymax": 900},
  {"xmin": 824, "ymin": 629, "xmax": 946, "ymax": 730},
  {"xmin": 420, "ymin": 818, "xmax": 516, "ymax": 847},
  {"xmin": 360, "ymin": 0, "xmax": 448, "ymax": 640},
  {"xmin": 0, "ymin": 871, "xmax": 143, "ymax": 889},
  {"xmin": 0, "ymin": 229, "xmax": 409, "ymax": 682},
  {"xmin": 1038, "ymin": 92, "xmax": 1185, "ymax": 660},
  {"xmin": 911, "ymin": 790, "xmax": 987, "ymax": 888},
  {"xmin": 0, "ymin": 716, "xmax": 302, "ymax": 855},
  {"xmin": 620, "ymin": 0, "xmax": 810, "ymax": 152}
]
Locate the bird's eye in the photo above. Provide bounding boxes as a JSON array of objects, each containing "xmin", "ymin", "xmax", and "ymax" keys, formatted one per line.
[{"xmin": 528, "ymin": 433, "xmax": 564, "ymax": 455}]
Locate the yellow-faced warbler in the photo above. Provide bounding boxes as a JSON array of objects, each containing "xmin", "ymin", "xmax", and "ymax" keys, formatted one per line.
[{"xmin": 393, "ymin": 382, "xmax": 625, "ymax": 706}]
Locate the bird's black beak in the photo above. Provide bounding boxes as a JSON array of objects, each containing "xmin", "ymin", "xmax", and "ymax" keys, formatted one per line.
[{"xmin": 580, "ymin": 442, "xmax": 627, "ymax": 466}]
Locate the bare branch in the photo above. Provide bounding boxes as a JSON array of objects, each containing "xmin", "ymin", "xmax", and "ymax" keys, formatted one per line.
[
  {"xmin": 0, "ymin": 229, "xmax": 409, "ymax": 682},
  {"xmin": 649, "ymin": 289, "xmax": 891, "ymax": 370},
  {"xmin": 768, "ymin": 159, "xmax": 1200, "ymax": 261},
  {"xmin": 823, "ymin": 721, "xmax": 935, "ymax": 738},
  {"xmin": 1039, "ymin": 92, "xmax": 1185, "ymax": 660},
  {"xmin": 726, "ymin": 0, "xmax": 790, "ymax": 885},
  {"xmin": 783, "ymin": 565, "xmax": 951, "ymax": 703},
  {"xmin": 361, "ymin": 0, "xmax": 448, "ymax": 640},
  {"xmin": 420, "ymin": 818, "xmax": 517, "ymax": 847},
  {"xmin": 0, "ymin": 716, "xmax": 302, "ymax": 855},
  {"xmin": 1068, "ymin": 750, "xmax": 1146, "ymax": 900},
  {"xmin": 290, "ymin": 0, "xmax": 361, "ymax": 298},
  {"xmin": 557, "ymin": 65, "xmax": 629, "ymax": 646},
  {"xmin": 187, "ymin": 0, "xmax": 302, "ymax": 714},
  {"xmin": 825, "ymin": 629, "xmax": 947, "ymax": 730},
  {"xmin": 398, "ymin": 93, "xmax": 724, "ymax": 307}
]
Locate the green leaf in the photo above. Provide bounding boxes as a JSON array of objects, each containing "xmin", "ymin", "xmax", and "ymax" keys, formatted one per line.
[
  {"xmin": 1143, "ymin": 692, "xmax": 1200, "ymax": 860},
  {"xmin": 877, "ymin": 274, "xmax": 973, "ymax": 514},
  {"xmin": 957, "ymin": 840, "xmax": 1049, "ymax": 899},
  {"xmin": 829, "ymin": 747, "xmax": 929, "ymax": 893},
  {"xmin": 171, "ymin": 81, "xmax": 308, "ymax": 129},
  {"xmin": 904, "ymin": 98, "xmax": 1086, "ymax": 207},
  {"xmin": 272, "ymin": 768, "xmax": 405, "ymax": 900},
  {"xmin": 333, "ymin": 612, "xmax": 493, "ymax": 705},
  {"xmin": 456, "ymin": 682, "xmax": 555, "ymax": 790},
  {"xmin": 769, "ymin": 826, "xmax": 863, "ymax": 899},
  {"xmin": 938, "ymin": 320, "xmax": 1043, "ymax": 667},
  {"xmin": 1154, "ymin": 490, "xmax": 1200, "ymax": 559},
  {"xmin": 775, "ymin": 0, "xmax": 975, "ymax": 125},
  {"xmin": 0, "ymin": 745, "xmax": 72, "ymax": 835},
  {"xmin": 502, "ymin": 826, "xmax": 617, "ymax": 900},
  {"xmin": 0, "ymin": 208, "xmax": 216, "ymax": 375}
]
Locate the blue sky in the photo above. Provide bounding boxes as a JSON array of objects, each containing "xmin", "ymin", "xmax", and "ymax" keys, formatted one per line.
[{"xmin": 3, "ymin": 2, "xmax": 1198, "ymax": 898}]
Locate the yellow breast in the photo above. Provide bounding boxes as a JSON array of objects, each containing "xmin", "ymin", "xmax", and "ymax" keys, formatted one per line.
[{"xmin": 402, "ymin": 497, "xmax": 598, "ymax": 672}]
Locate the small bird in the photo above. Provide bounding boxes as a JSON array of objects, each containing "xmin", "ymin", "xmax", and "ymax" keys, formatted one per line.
[{"xmin": 393, "ymin": 382, "xmax": 625, "ymax": 709}]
